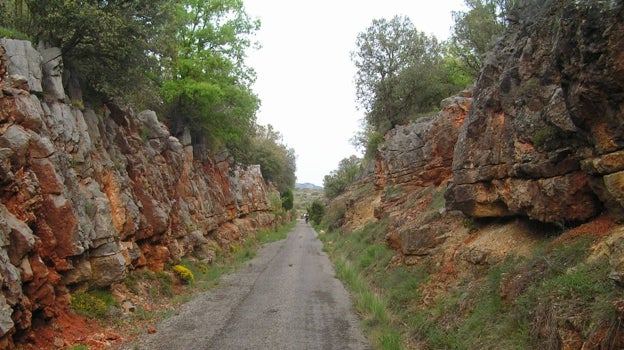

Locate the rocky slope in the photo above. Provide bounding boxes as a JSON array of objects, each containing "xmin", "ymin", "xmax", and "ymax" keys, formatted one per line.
[
  {"xmin": 0, "ymin": 39, "xmax": 276, "ymax": 349},
  {"xmin": 330, "ymin": 1, "xmax": 624, "ymax": 348}
]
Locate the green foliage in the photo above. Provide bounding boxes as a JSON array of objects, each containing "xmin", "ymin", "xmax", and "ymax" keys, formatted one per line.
[
  {"xmin": 155, "ymin": 271, "xmax": 175, "ymax": 298},
  {"xmin": 162, "ymin": 0, "xmax": 260, "ymax": 155},
  {"xmin": 0, "ymin": 26, "xmax": 29, "ymax": 40},
  {"xmin": 450, "ymin": 0, "xmax": 511, "ymax": 79},
  {"xmin": 242, "ymin": 124, "xmax": 296, "ymax": 193},
  {"xmin": 294, "ymin": 187, "xmax": 324, "ymax": 215},
  {"xmin": 320, "ymin": 202, "xmax": 346, "ymax": 231},
  {"xmin": 323, "ymin": 155, "xmax": 362, "ymax": 199},
  {"xmin": 531, "ymin": 125, "xmax": 556, "ymax": 149},
  {"xmin": 268, "ymin": 192, "xmax": 285, "ymax": 219},
  {"xmin": 71, "ymin": 290, "xmax": 107, "ymax": 319},
  {"xmin": 364, "ymin": 132, "xmax": 385, "ymax": 160},
  {"xmin": 24, "ymin": 0, "xmax": 175, "ymax": 103},
  {"xmin": 351, "ymin": 125, "xmax": 385, "ymax": 161},
  {"xmin": 140, "ymin": 127, "xmax": 150, "ymax": 143},
  {"xmin": 352, "ymin": 15, "xmax": 466, "ymax": 138},
  {"xmin": 280, "ymin": 188, "xmax": 294, "ymax": 211},
  {"xmin": 0, "ymin": 1, "xmax": 32, "ymax": 40},
  {"xmin": 307, "ymin": 200, "xmax": 325, "ymax": 225},
  {"xmin": 68, "ymin": 345, "xmax": 89, "ymax": 350},
  {"xmin": 70, "ymin": 289, "xmax": 119, "ymax": 319}
]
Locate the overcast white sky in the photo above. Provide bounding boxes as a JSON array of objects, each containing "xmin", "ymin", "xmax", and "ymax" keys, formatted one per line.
[{"xmin": 244, "ymin": 0, "xmax": 466, "ymax": 186}]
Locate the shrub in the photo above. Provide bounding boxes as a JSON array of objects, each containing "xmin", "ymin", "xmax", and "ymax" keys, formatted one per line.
[
  {"xmin": 307, "ymin": 200, "xmax": 325, "ymax": 225},
  {"xmin": 172, "ymin": 265, "xmax": 195, "ymax": 284},
  {"xmin": 155, "ymin": 271, "xmax": 174, "ymax": 297},
  {"xmin": 70, "ymin": 290, "xmax": 109, "ymax": 319},
  {"xmin": 68, "ymin": 345, "xmax": 89, "ymax": 350},
  {"xmin": 0, "ymin": 27, "xmax": 29, "ymax": 40}
]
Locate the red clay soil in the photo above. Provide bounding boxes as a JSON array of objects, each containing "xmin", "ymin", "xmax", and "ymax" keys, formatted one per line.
[
  {"xmin": 550, "ymin": 214, "xmax": 617, "ymax": 247},
  {"xmin": 15, "ymin": 309, "xmax": 123, "ymax": 350}
]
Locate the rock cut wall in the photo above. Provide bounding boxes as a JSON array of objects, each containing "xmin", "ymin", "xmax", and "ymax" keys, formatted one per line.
[
  {"xmin": 445, "ymin": 0, "xmax": 624, "ymax": 224},
  {"xmin": 0, "ymin": 39, "xmax": 276, "ymax": 348}
]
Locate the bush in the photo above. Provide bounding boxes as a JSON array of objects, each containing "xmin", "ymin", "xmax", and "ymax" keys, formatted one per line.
[
  {"xmin": 0, "ymin": 26, "xmax": 29, "ymax": 40},
  {"xmin": 70, "ymin": 291, "xmax": 108, "ymax": 319},
  {"xmin": 172, "ymin": 265, "xmax": 195, "ymax": 284},
  {"xmin": 307, "ymin": 200, "xmax": 325, "ymax": 225}
]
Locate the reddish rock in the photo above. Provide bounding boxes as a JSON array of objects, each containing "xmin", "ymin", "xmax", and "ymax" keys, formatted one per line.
[
  {"xmin": 446, "ymin": 1, "xmax": 624, "ymax": 224},
  {"xmin": 371, "ymin": 91, "xmax": 471, "ymax": 261}
]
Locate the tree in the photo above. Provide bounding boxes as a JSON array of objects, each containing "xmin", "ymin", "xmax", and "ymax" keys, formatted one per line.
[
  {"xmin": 23, "ymin": 0, "xmax": 175, "ymax": 103},
  {"xmin": 323, "ymin": 155, "xmax": 362, "ymax": 199},
  {"xmin": 450, "ymin": 0, "xmax": 511, "ymax": 78},
  {"xmin": 161, "ymin": 0, "xmax": 260, "ymax": 154},
  {"xmin": 242, "ymin": 124, "xmax": 296, "ymax": 193},
  {"xmin": 307, "ymin": 200, "xmax": 325, "ymax": 226},
  {"xmin": 351, "ymin": 15, "xmax": 462, "ymax": 137},
  {"xmin": 281, "ymin": 188, "xmax": 294, "ymax": 211}
]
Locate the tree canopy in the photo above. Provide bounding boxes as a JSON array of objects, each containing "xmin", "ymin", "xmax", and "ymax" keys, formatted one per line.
[
  {"xmin": 351, "ymin": 15, "xmax": 468, "ymax": 152},
  {"xmin": 244, "ymin": 124, "xmax": 297, "ymax": 193},
  {"xmin": 323, "ymin": 155, "xmax": 362, "ymax": 200},
  {"xmin": 162, "ymin": 0, "xmax": 260, "ymax": 152},
  {"xmin": 12, "ymin": 0, "xmax": 176, "ymax": 102},
  {"xmin": 450, "ymin": 0, "xmax": 511, "ymax": 78}
]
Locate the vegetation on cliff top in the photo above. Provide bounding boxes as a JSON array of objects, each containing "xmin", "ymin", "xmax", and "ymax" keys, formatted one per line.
[
  {"xmin": 350, "ymin": 0, "xmax": 511, "ymax": 157},
  {"xmin": 323, "ymin": 0, "xmax": 510, "ymax": 199},
  {"xmin": 0, "ymin": 0, "xmax": 296, "ymax": 192}
]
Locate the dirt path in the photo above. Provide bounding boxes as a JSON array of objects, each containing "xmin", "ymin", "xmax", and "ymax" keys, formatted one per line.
[{"xmin": 120, "ymin": 220, "xmax": 372, "ymax": 350}]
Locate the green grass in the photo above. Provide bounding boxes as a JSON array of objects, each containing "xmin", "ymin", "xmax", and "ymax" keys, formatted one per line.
[
  {"xmin": 320, "ymin": 221, "xmax": 416, "ymax": 350},
  {"xmin": 318, "ymin": 218, "xmax": 623, "ymax": 349},
  {"xmin": 70, "ymin": 288, "xmax": 120, "ymax": 319}
]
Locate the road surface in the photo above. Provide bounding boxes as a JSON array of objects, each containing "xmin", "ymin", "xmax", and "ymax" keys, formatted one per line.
[{"xmin": 124, "ymin": 220, "xmax": 372, "ymax": 350}]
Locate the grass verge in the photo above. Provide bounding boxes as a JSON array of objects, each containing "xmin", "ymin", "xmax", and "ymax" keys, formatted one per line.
[
  {"xmin": 319, "ymin": 220, "xmax": 624, "ymax": 349},
  {"xmin": 319, "ymin": 220, "xmax": 423, "ymax": 350}
]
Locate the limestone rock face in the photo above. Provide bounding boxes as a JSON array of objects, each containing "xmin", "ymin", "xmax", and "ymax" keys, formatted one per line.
[
  {"xmin": 374, "ymin": 91, "xmax": 471, "ymax": 263},
  {"xmin": 0, "ymin": 39, "xmax": 42, "ymax": 93},
  {"xmin": 0, "ymin": 39, "xmax": 276, "ymax": 347},
  {"xmin": 445, "ymin": 0, "xmax": 624, "ymax": 224}
]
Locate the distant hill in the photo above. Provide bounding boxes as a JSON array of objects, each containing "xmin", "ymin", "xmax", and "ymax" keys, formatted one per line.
[{"xmin": 295, "ymin": 182, "xmax": 323, "ymax": 190}]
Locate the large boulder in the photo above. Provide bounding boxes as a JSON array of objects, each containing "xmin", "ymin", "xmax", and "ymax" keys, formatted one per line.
[{"xmin": 0, "ymin": 39, "xmax": 42, "ymax": 93}]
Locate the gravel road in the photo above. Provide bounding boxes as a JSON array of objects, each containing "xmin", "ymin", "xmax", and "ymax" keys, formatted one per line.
[{"xmin": 122, "ymin": 220, "xmax": 372, "ymax": 350}]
